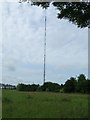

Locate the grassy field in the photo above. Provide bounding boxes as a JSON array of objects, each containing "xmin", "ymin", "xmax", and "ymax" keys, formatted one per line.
[
  {"xmin": 0, "ymin": 89, "xmax": 2, "ymax": 119},
  {"xmin": 2, "ymin": 90, "xmax": 88, "ymax": 118}
]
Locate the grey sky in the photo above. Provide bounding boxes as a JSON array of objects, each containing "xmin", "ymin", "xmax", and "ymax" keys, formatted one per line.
[{"xmin": 1, "ymin": 2, "xmax": 88, "ymax": 85}]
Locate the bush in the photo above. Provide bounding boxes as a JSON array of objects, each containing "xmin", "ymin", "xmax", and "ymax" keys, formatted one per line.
[
  {"xmin": 17, "ymin": 83, "xmax": 39, "ymax": 92},
  {"xmin": 40, "ymin": 82, "xmax": 61, "ymax": 92}
]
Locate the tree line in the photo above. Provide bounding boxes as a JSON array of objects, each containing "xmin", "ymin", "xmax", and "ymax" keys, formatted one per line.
[
  {"xmin": 0, "ymin": 83, "xmax": 16, "ymax": 89},
  {"xmin": 17, "ymin": 74, "xmax": 90, "ymax": 93}
]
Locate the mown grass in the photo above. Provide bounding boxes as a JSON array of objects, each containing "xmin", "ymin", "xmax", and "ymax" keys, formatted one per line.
[{"xmin": 2, "ymin": 90, "xmax": 89, "ymax": 118}]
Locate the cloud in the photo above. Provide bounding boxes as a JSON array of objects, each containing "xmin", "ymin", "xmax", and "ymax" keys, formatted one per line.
[
  {"xmin": 6, "ymin": 65, "xmax": 16, "ymax": 71},
  {"xmin": 0, "ymin": 3, "xmax": 2, "ymax": 83},
  {"xmin": 2, "ymin": 3, "xmax": 88, "ymax": 85}
]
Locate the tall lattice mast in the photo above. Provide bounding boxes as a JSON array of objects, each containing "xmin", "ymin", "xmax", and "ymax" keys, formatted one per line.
[{"xmin": 43, "ymin": 7, "xmax": 47, "ymax": 84}]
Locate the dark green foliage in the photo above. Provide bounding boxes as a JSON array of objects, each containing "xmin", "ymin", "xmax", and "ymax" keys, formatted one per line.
[
  {"xmin": 64, "ymin": 77, "xmax": 77, "ymax": 93},
  {"xmin": 32, "ymin": 2, "xmax": 50, "ymax": 9},
  {"xmin": 77, "ymin": 74, "xmax": 87, "ymax": 93},
  {"xmin": 19, "ymin": 0, "xmax": 50, "ymax": 9},
  {"xmin": 53, "ymin": 2, "xmax": 90, "ymax": 28},
  {"xmin": 41, "ymin": 82, "xmax": 61, "ymax": 92},
  {"xmin": 64, "ymin": 74, "xmax": 90, "ymax": 93},
  {"xmin": 78, "ymin": 74, "xmax": 86, "ymax": 82},
  {"xmin": 17, "ymin": 83, "xmax": 39, "ymax": 91},
  {"xmin": 17, "ymin": 82, "xmax": 61, "ymax": 92},
  {"xmin": 87, "ymin": 79, "xmax": 90, "ymax": 93}
]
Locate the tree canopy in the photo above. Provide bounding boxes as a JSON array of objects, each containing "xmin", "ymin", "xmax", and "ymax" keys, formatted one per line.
[
  {"xmin": 53, "ymin": 2, "xmax": 90, "ymax": 28},
  {"xmin": 19, "ymin": 1, "xmax": 90, "ymax": 28},
  {"xmin": 64, "ymin": 77, "xmax": 77, "ymax": 93}
]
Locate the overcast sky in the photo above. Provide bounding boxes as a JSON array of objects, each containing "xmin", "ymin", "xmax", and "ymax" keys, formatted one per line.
[{"xmin": 0, "ymin": 2, "xmax": 88, "ymax": 85}]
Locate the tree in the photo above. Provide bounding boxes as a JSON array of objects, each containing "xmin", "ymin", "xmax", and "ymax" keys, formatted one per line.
[
  {"xmin": 64, "ymin": 77, "xmax": 77, "ymax": 93},
  {"xmin": 78, "ymin": 74, "xmax": 86, "ymax": 81},
  {"xmin": 20, "ymin": 1, "xmax": 90, "ymax": 28},
  {"xmin": 77, "ymin": 74, "xmax": 87, "ymax": 93},
  {"xmin": 17, "ymin": 83, "xmax": 27, "ymax": 91},
  {"xmin": 17, "ymin": 83, "xmax": 39, "ymax": 91},
  {"xmin": 86, "ymin": 79, "xmax": 90, "ymax": 93},
  {"xmin": 53, "ymin": 2, "xmax": 90, "ymax": 28},
  {"xmin": 41, "ymin": 82, "xmax": 61, "ymax": 92}
]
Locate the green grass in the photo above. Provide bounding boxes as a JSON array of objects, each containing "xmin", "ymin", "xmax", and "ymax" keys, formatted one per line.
[
  {"xmin": 0, "ymin": 89, "xmax": 2, "ymax": 119},
  {"xmin": 2, "ymin": 90, "xmax": 89, "ymax": 118}
]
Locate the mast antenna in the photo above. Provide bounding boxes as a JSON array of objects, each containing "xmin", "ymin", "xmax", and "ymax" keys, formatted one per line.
[{"xmin": 43, "ymin": 7, "xmax": 47, "ymax": 84}]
